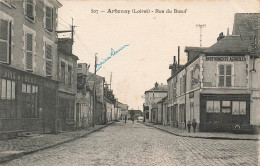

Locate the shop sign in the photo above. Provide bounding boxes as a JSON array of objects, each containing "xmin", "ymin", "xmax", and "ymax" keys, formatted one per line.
[
  {"xmin": 0, "ymin": 68, "xmax": 38, "ymax": 84},
  {"xmin": 205, "ymin": 56, "xmax": 246, "ymax": 61}
]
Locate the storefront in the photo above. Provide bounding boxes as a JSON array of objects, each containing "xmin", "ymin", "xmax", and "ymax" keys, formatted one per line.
[
  {"xmin": 0, "ymin": 64, "xmax": 58, "ymax": 136},
  {"xmin": 200, "ymin": 94, "xmax": 250, "ymax": 132},
  {"xmin": 58, "ymin": 92, "xmax": 75, "ymax": 131}
]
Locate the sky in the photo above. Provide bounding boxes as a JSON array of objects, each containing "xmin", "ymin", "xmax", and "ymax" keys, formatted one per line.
[{"xmin": 58, "ymin": 0, "xmax": 259, "ymax": 110}]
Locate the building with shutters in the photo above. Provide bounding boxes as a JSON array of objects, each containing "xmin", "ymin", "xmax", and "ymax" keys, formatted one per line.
[
  {"xmin": 0, "ymin": 0, "xmax": 62, "ymax": 136},
  {"xmin": 166, "ymin": 13, "xmax": 260, "ymax": 133},
  {"xmin": 144, "ymin": 82, "xmax": 168, "ymax": 123},
  {"xmin": 57, "ymin": 38, "xmax": 78, "ymax": 131}
]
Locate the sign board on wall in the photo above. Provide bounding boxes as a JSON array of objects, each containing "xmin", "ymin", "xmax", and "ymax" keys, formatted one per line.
[{"xmin": 205, "ymin": 56, "xmax": 246, "ymax": 61}]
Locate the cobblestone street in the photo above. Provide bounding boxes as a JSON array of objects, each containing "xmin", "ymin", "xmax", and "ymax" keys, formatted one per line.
[{"xmin": 3, "ymin": 122, "xmax": 259, "ymax": 166}]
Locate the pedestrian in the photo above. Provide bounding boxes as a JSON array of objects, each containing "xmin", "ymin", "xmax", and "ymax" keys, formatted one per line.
[
  {"xmin": 187, "ymin": 120, "xmax": 191, "ymax": 133},
  {"xmin": 132, "ymin": 117, "xmax": 134, "ymax": 124},
  {"xmin": 125, "ymin": 115, "xmax": 127, "ymax": 123},
  {"xmin": 192, "ymin": 119, "xmax": 197, "ymax": 133}
]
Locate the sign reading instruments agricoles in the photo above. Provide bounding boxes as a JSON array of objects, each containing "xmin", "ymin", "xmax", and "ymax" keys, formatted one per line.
[{"xmin": 205, "ymin": 56, "xmax": 246, "ymax": 61}]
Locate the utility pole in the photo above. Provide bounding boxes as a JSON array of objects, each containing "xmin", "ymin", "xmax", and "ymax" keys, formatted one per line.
[
  {"xmin": 93, "ymin": 54, "xmax": 97, "ymax": 127},
  {"xmin": 110, "ymin": 72, "xmax": 112, "ymax": 90},
  {"xmin": 196, "ymin": 24, "xmax": 206, "ymax": 47}
]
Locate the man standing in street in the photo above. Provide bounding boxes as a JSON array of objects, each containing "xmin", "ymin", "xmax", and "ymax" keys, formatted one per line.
[
  {"xmin": 192, "ymin": 119, "xmax": 197, "ymax": 133},
  {"xmin": 125, "ymin": 115, "xmax": 127, "ymax": 123}
]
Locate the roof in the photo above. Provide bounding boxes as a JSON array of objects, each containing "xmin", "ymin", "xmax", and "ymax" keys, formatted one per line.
[
  {"xmin": 204, "ymin": 35, "xmax": 248, "ymax": 55},
  {"xmin": 145, "ymin": 85, "xmax": 168, "ymax": 93},
  {"xmin": 58, "ymin": 49, "xmax": 79, "ymax": 60},
  {"xmin": 157, "ymin": 96, "xmax": 168, "ymax": 103},
  {"xmin": 184, "ymin": 47, "xmax": 208, "ymax": 52}
]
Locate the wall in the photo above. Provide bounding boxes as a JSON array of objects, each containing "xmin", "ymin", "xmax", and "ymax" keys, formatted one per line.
[{"xmin": 0, "ymin": 0, "xmax": 59, "ymax": 80}]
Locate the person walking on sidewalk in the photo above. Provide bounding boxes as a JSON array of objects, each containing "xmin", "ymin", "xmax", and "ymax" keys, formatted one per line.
[
  {"xmin": 187, "ymin": 121, "xmax": 191, "ymax": 133},
  {"xmin": 125, "ymin": 115, "xmax": 127, "ymax": 123},
  {"xmin": 192, "ymin": 119, "xmax": 197, "ymax": 133}
]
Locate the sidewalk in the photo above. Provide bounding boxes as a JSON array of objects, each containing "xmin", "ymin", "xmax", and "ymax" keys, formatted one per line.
[
  {"xmin": 140, "ymin": 122, "xmax": 259, "ymax": 141},
  {"xmin": 0, "ymin": 121, "xmax": 114, "ymax": 163}
]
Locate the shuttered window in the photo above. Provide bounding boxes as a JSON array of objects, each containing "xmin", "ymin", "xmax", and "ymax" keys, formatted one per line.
[
  {"xmin": 218, "ymin": 64, "xmax": 232, "ymax": 87},
  {"xmin": 26, "ymin": 0, "xmax": 35, "ymax": 21},
  {"xmin": 26, "ymin": 33, "xmax": 33, "ymax": 71},
  {"xmin": 61, "ymin": 62, "xmax": 65, "ymax": 83},
  {"xmin": 0, "ymin": 19, "xmax": 11, "ymax": 64},
  {"xmin": 68, "ymin": 65, "xmax": 72, "ymax": 86},
  {"xmin": 45, "ymin": 6, "xmax": 53, "ymax": 31},
  {"xmin": 45, "ymin": 43, "xmax": 52, "ymax": 76}
]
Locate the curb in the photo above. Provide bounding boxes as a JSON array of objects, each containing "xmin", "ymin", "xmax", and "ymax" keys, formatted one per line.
[
  {"xmin": 0, "ymin": 122, "xmax": 115, "ymax": 164},
  {"xmin": 140, "ymin": 122, "xmax": 258, "ymax": 141}
]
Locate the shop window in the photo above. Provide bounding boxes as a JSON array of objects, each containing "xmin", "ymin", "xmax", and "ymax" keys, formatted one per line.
[
  {"xmin": 232, "ymin": 101, "xmax": 246, "ymax": 115},
  {"xmin": 45, "ymin": 6, "xmax": 53, "ymax": 32},
  {"xmin": 25, "ymin": 0, "xmax": 35, "ymax": 22},
  {"xmin": 206, "ymin": 101, "xmax": 220, "ymax": 113},
  {"xmin": 0, "ymin": 79, "xmax": 16, "ymax": 118},
  {"xmin": 1, "ymin": 79, "xmax": 15, "ymax": 100},
  {"xmin": 0, "ymin": 19, "xmax": 11, "ymax": 64},
  {"xmin": 45, "ymin": 43, "xmax": 52, "ymax": 77},
  {"xmin": 218, "ymin": 64, "xmax": 232, "ymax": 87},
  {"xmin": 25, "ymin": 33, "xmax": 33, "ymax": 71},
  {"xmin": 222, "ymin": 101, "xmax": 231, "ymax": 113},
  {"xmin": 68, "ymin": 65, "xmax": 72, "ymax": 86},
  {"xmin": 21, "ymin": 83, "xmax": 38, "ymax": 118},
  {"xmin": 61, "ymin": 62, "xmax": 65, "ymax": 83}
]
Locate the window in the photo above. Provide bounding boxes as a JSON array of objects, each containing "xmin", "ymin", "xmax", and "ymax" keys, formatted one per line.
[
  {"xmin": 1, "ymin": 79, "xmax": 15, "ymax": 100},
  {"xmin": 45, "ymin": 6, "xmax": 53, "ymax": 31},
  {"xmin": 173, "ymin": 81, "xmax": 176, "ymax": 98},
  {"xmin": 68, "ymin": 65, "xmax": 72, "ymax": 86},
  {"xmin": 77, "ymin": 64, "xmax": 82, "ymax": 68},
  {"xmin": 25, "ymin": 32, "xmax": 33, "ymax": 71},
  {"xmin": 0, "ymin": 19, "xmax": 11, "ymax": 64},
  {"xmin": 21, "ymin": 83, "xmax": 38, "ymax": 118},
  {"xmin": 45, "ymin": 43, "xmax": 52, "ymax": 77},
  {"xmin": 206, "ymin": 101, "xmax": 220, "ymax": 113},
  {"xmin": 25, "ymin": 0, "xmax": 35, "ymax": 21},
  {"xmin": 232, "ymin": 101, "xmax": 246, "ymax": 115},
  {"xmin": 218, "ymin": 64, "xmax": 232, "ymax": 87},
  {"xmin": 0, "ymin": 79, "xmax": 16, "ymax": 118},
  {"xmin": 61, "ymin": 62, "xmax": 65, "ymax": 83},
  {"xmin": 222, "ymin": 101, "xmax": 231, "ymax": 113},
  {"xmin": 180, "ymin": 77, "xmax": 183, "ymax": 94}
]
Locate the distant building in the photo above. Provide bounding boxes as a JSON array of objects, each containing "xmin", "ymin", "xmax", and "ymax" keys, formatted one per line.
[
  {"xmin": 104, "ymin": 97, "xmax": 114, "ymax": 122},
  {"xmin": 76, "ymin": 63, "xmax": 93, "ymax": 129},
  {"xmin": 86, "ymin": 72, "xmax": 105, "ymax": 124},
  {"xmin": 118, "ymin": 102, "xmax": 128, "ymax": 119},
  {"xmin": 0, "ymin": 0, "xmax": 62, "ymax": 136},
  {"xmin": 144, "ymin": 82, "xmax": 167, "ymax": 123}
]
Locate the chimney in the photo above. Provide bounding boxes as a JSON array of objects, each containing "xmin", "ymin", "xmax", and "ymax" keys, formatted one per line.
[
  {"xmin": 155, "ymin": 82, "xmax": 158, "ymax": 88},
  {"xmin": 217, "ymin": 32, "xmax": 225, "ymax": 41}
]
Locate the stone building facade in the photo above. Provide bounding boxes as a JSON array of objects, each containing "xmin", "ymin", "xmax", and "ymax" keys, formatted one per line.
[
  {"xmin": 57, "ymin": 38, "xmax": 78, "ymax": 131},
  {"xmin": 0, "ymin": 0, "xmax": 62, "ymax": 136}
]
